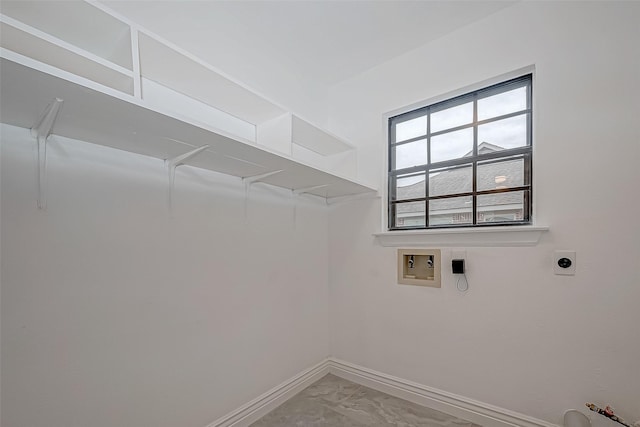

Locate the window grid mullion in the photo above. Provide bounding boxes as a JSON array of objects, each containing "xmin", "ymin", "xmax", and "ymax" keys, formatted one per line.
[
  {"xmin": 388, "ymin": 120, "xmax": 395, "ymax": 170},
  {"xmin": 388, "ymin": 119, "xmax": 394, "ymax": 228},
  {"xmin": 524, "ymin": 153, "xmax": 532, "ymax": 222},
  {"xmin": 425, "ymin": 110, "xmax": 431, "ymax": 227},
  {"xmin": 423, "ymin": 109, "xmax": 530, "ymax": 139},
  {"xmin": 472, "ymin": 94, "xmax": 478, "ymax": 225},
  {"xmin": 391, "ymin": 146, "xmax": 531, "ymax": 177}
]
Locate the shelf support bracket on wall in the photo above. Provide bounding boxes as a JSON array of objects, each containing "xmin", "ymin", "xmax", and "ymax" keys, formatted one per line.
[
  {"xmin": 242, "ymin": 170, "xmax": 284, "ymax": 218},
  {"xmin": 293, "ymin": 184, "xmax": 329, "ymax": 197},
  {"xmin": 242, "ymin": 170, "xmax": 284, "ymax": 187},
  {"xmin": 30, "ymin": 98, "xmax": 64, "ymax": 209},
  {"xmin": 291, "ymin": 184, "xmax": 329, "ymax": 228},
  {"xmin": 165, "ymin": 145, "xmax": 209, "ymax": 210}
]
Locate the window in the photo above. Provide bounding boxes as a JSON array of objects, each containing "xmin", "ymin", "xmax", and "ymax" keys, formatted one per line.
[{"xmin": 388, "ymin": 74, "xmax": 532, "ymax": 230}]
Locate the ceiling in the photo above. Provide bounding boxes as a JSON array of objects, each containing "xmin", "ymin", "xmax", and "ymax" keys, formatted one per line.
[{"xmin": 102, "ymin": 1, "xmax": 516, "ymax": 87}]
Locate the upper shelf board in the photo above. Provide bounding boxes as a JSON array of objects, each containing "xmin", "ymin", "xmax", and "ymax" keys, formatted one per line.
[
  {"xmin": 0, "ymin": 18, "xmax": 134, "ymax": 95},
  {"xmin": 0, "ymin": 56, "xmax": 376, "ymax": 199},
  {"xmin": 138, "ymin": 32, "xmax": 286, "ymax": 126},
  {"xmin": 0, "ymin": 0, "xmax": 133, "ymax": 69},
  {"xmin": 291, "ymin": 115, "xmax": 354, "ymax": 156}
]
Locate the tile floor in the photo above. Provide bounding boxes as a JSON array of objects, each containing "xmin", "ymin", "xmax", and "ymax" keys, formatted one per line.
[{"xmin": 250, "ymin": 374, "xmax": 482, "ymax": 426}]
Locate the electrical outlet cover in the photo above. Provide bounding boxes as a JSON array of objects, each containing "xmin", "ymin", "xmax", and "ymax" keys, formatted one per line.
[{"xmin": 554, "ymin": 250, "xmax": 576, "ymax": 275}]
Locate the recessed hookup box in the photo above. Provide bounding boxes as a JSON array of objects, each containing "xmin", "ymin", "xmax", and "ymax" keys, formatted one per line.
[{"xmin": 397, "ymin": 249, "xmax": 441, "ymax": 287}]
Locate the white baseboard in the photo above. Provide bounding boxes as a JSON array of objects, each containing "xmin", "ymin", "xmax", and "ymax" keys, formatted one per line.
[
  {"xmin": 205, "ymin": 358, "xmax": 330, "ymax": 427},
  {"xmin": 206, "ymin": 357, "xmax": 560, "ymax": 427},
  {"xmin": 327, "ymin": 358, "xmax": 560, "ymax": 427}
]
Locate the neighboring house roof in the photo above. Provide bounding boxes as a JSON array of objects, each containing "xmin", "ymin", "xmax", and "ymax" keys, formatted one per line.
[
  {"xmin": 396, "ymin": 143, "xmax": 524, "ymax": 214},
  {"xmin": 471, "ymin": 141, "xmax": 504, "ymax": 156}
]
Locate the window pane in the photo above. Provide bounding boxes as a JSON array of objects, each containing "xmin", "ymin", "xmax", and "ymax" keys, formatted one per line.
[
  {"xmin": 477, "ymin": 191, "xmax": 525, "ymax": 223},
  {"xmin": 430, "ymin": 128, "xmax": 473, "ymax": 163},
  {"xmin": 395, "ymin": 201, "xmax": 426, "ymax": 227},
  {"xmin": 429, "ymin": 196, "xmax": 472, "ymax": 226},
  {"xmin": 393, "ymin": 174, "xmax": 425, "ymax": 201},
  {"xmin": 429, "ymin": 165, "xmax": 472, "ymax": 197},
  {"xmin": 477, "ymin": 114, "xmax": 527, "ymax": 151},
  {"xmin": 431, "ymin": 102, "xmax": 473, "ymax": 133},
  {"xmin": 395, "ymin": 115, "xmax": 427, "ymax": 143},
  {"xmin": 477, "ymin": 158, "xmax": 524, "ymax": 191},
  {"xmin": 478, "ymin": 86, "xmax": 527, "ymax": 121},
  {"xmin": 394, "ymin": 139, "xmax": 427, "ymax": 170}
]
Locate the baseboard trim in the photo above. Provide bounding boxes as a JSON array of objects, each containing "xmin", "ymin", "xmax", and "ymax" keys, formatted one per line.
[
  {"xmin": 205, "ymin": 358, "xmax": 330, "ymax": 427},
  {"xmin": 206, "ymin": 357, "xmax": 559, "ymax": 427},
  {"xmin": 327, "ymin": 358, "xmax": 559, "ymax": 427}
]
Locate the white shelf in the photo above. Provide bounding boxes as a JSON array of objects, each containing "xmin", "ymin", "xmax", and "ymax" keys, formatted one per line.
[
  {"xmin": 138, "ymin": 32, "xmax": 286, "ymax": 126},
  {"xmin": 0, "ymin": 0, "xmax": 374, "ymax": 200},
  {"xmin": 258, "ymin": 113, "xmax": 355, "ymax": 155},
  {"xmin": 0, "ymin": 16, "xmax": 134, "ymax": 95},
  {"xmin": 135, "ymin": 31, "xmax": 356, "ymax": 171},
  {"xmin": 0, "ymin": 1, "xmax": 133, "ymax": 69},
  {"xmin": 373, "ymin": 226, "xmax": 549, "ymax": 247},
  {"xmin": 140, "ymin": 77, "xmax": 257, "ymax": 142},
  {"xmin": 258, "ymin": 113, "xmax": 357, "ymax": 178},
  {"xmin": 0, "ymin": 55, "xmax": 376, "ymax": 199},
  {"xmin": 292, "ymin": 115, "xmax": 354, "ymax": 156}
]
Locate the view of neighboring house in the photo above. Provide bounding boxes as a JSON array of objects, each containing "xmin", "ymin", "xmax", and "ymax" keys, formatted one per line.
[{"xmin": 396, "ymin": 142, "xmax": 525, "ymax": 226}]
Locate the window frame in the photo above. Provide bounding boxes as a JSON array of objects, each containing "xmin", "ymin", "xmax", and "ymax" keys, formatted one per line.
[{"xmin": 387, "ymin": 74, "xmax": 533, "ymax": 230}]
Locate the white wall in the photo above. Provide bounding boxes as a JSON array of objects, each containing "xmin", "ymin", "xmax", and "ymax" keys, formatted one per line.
[
  {"xmin": 3, "ymin": 2, "xmax": 640, "ymax": 426},
  {"xmin": 0, "ymin": 124, "xmax": 330, "ymax": 427},
  {"xmin": 327, "ymin": 2, "xmax": 640, "ymax": 425}
]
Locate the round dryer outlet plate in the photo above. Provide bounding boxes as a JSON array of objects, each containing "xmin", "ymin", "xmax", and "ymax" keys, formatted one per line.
[{"xmin": 564, "ymin": 409, "xmax": 591, "ymax": 427}]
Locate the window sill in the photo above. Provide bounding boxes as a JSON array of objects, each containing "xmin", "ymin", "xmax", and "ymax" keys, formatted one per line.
[{"xmin": 373, "ymin": 226, "xmax": 549, "ymax": 247}]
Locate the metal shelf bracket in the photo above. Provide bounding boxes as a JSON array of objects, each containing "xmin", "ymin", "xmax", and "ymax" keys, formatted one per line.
[
  {"xmin": 293, "ymin": 184, "xmax": 329, "ymax": 196},
  {"xmin": 242, "ymin": 170, "xmax": 283, "ymax": 187},
  {"xmin": 30, "ymin": 98, "xmax": 64, "ymax": 209},
  {"xmin": 242, "ymin": 170, "xmax": 284, "ymax": 218},
  {"xmin": 165, "ymin": 145, "xmax": 209, "ymax": 210}
]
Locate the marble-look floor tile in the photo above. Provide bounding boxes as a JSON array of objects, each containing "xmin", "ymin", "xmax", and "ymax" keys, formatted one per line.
[
  {"xmin": 332, "ymin": 386, "xmax": 479, "ymax": 427},
  {"xmin": 250, "ymin": 374, "xmax": 482, "ymax": 427},
  {"xmin": 298, "ymin": 374, "xmax": 361, "ymax": 404},
  {"xmin": 250, "ymin": 393, "xmax": 366, "ymax": 427}
]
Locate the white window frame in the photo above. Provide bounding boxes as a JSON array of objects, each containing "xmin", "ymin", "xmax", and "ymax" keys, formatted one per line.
[
  {"xmin": 376, "ymin": 67, "xmax": 548, "ymax": 247},
  {"xmin": 386, "ymin": 70, "xmax": 534, "ymax": 231}
]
